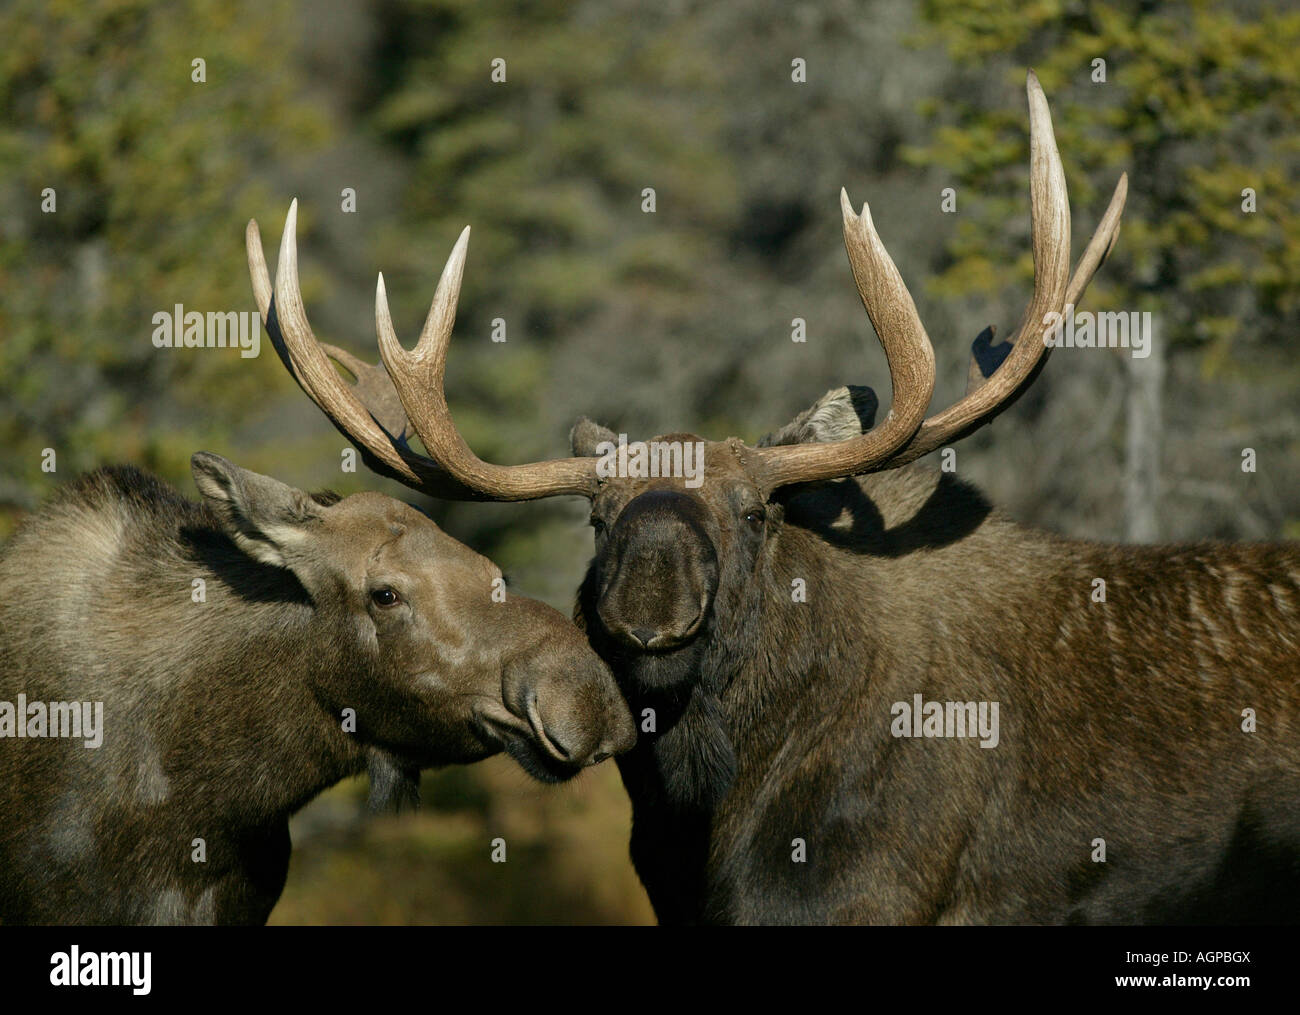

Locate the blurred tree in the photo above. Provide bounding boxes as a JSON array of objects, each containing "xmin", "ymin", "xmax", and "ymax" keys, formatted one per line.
[
  {"xmin": 368, "ymin": 0, "xmax": 737, "ymax": 448},
  {"xmin": 0, "ymin": 0, "xmax": 328, "ymax": 533},
  {"xmin": 358, "ymin": 0, "xmax": 743, "ymax": 599},
  {"xmin": 911, "ymin": 0, "xmax": 1300, "ymax": 540}
]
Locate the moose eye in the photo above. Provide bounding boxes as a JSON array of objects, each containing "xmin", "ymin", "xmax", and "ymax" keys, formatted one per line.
[
  {"xmin": 744, "ymin": 509, "xmax": 766, "ymax": 530},
  {"xmin": 590, "ymin": 516, "xmax": 606, "ymax": 536},
  {"xmin": 370, "ymin": 587, "xmax": 401, "ymax": 608}
]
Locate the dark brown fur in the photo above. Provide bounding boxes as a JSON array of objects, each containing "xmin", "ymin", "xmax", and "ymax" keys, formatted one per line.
[{"xmin": 572, "ymin": 390, "xmax": 1300, "ymax": 924}]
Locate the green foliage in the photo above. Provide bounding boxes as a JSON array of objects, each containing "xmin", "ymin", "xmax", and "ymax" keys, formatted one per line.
[
  {"xmin": 365, "ymin": 0, "xmax": 738, "ymax": 486},
  {"xmin": 912, "ymin": 0, "xmax": 1300, "ymax": 373},
  {"xmin": 0, "ymin": 0, "xmax": 328, "ymax": 529},
  {"xmin": 372, "ymin": 0, "xmax": 736, "ymax": 323}
]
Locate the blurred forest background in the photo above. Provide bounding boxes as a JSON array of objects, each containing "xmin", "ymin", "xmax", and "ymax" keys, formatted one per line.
[{"xmin": 1, "ymin": 0, "xmax": 1296, "ymax": 923}]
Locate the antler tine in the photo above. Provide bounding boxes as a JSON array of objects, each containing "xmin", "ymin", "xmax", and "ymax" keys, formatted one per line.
[
  {"xmin": 752, "ymin": 71, "xmax": 1116, "ymax": 489},
  {"xmin": 246, "ymin": 217, "xmax": 305, "ymax": 391},
  {"xmin": 1066, "ymin": 171, "xmax": 1128, "ymax": 308},
  {"xmin": 1007, "ymin": 71, "xmax": 1072, "ymax": 352},
  {"xmin": 745, "ymin": 190, "xmax": 938, "ymax": 493},
  {"xmin": 250, "ymin": 212, "xmax": 416, "ymax": 438},
  {"xmin": 372, "ymin": 225, "xmax": 468, "ymax": 434},
  {"xmin": 872, "ymin": 70, "xmax": 1094, "ymax": 469},
  {"xmin": 369, "ymin": 228, "xmax": 598, "ymax": 501},
  {"xmin": 909, "ymin": 170, "xmax": 1128, "ymax": 460},
  {"xmin": 265, "ymin": 202, "xmax": 419, "ymax": 481},
  {"xmin": 960, "ymin": 171, "xmax": 1128, "ymax": 401},
  {"xmin": 246, "ymin": 204, "xmax": 486, "ymax": 499},
  {"xmin": 313, "ymin": 341, "xmax": 413, "ymax": 440}
]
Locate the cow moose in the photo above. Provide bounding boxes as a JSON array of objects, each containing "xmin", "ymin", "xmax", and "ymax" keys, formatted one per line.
[
  {"xmin": 0, "ymin": 452, "xmax": 633, "ymax": 925},
  {"xmin": 242, "ymin": 72, "xmax": 1300, "ymax": 925}
]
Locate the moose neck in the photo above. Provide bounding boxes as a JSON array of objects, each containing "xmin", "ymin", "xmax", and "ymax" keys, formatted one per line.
[
  {"xmin": 603, "ymin": 508, "xmax": 881, "ymax": 922},
  {"xmin": 159, "ymin": 525, "xmax": 370, "ymax": 828}
]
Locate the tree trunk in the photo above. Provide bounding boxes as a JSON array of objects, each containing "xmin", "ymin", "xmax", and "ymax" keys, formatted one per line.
[{"xmin": 1123, "ymin": 311, "xmax": 1163, "ymax": 543}]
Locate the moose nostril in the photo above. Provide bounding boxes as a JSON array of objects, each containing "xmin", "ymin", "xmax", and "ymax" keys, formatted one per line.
[
  {"xmin": 544, "ymin": 726, "xmax": 575, "ymax": 760},
  {"xmin": 525, "ymin": 692, "xmax": 577, "ymax": 761},
  {"xmin": 630, "ymin": 627, "xmax": 657, "ymax": 648},
  {"xmin": 534, "ymin": 717, "xmax": 580, "ymax": 761}
]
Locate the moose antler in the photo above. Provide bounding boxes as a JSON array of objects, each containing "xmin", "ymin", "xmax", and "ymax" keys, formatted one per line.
[
  {"xmin": 246, "ymin": 201, "xmax": 600, "ymax": 501},
  {"xmin": 888, "ymin": 169, "xmax": 1128, "ymax": 466},
  {"xmin": 747, "ymin": 70, "xmax": 1126, "ymax": 491},
  {"xmin": 249, "ymin": 71, "xmax": 1124, "ymax": 504}
]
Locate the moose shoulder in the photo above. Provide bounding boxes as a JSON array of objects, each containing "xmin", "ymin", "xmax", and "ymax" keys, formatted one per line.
[{"xmin": 0, "ymin": 456, "xmax": 632, "ymax": 925}]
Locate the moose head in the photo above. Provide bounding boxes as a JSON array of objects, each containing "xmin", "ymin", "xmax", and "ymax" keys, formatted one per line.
[{"xmin": 189, "ymin": 452, "xmax": 634, "ymax": 783}]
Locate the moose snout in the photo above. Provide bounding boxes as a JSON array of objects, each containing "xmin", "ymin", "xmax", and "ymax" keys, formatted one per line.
[
  {"xmin": 594, "ymin": 489, "xmax": 717, "ymax": 653},
  {"xmin": 596, "ymin": 551, "xmax": 711, "ymax": 651},
  {"xmin": 499, "ymin": 616, "xmax": 635, "ymax": 776},
  {"xmin": 522, "ymin": 680, "xmax": 631, "ymax": 766}
]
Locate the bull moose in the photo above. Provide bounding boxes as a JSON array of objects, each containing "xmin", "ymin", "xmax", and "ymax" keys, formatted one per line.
[
  {"xmin": 0, "ymin": 454, "xmax": 633, "ymax": 924},
  {"xmin": 246, "ymin": 71, "xmax": 1299, "ymax": 925}
]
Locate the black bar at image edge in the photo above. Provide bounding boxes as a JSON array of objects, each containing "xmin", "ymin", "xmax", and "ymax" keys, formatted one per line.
[{"xmin": 0, "ymin": 925, "xmax": 1279, "ymax": 1002}]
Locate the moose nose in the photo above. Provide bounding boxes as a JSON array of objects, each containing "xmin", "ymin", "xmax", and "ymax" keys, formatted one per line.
[
  {"xmin": 607, "ymin": 607, "xmax": 704, "ymax": 652},
  {"xmin": 525, "ymin": 690, "xmax": 626, "ymax": 767},
  {"xmin": 494, "ymin": 598, "xmax": 635, "ymax": 780}
]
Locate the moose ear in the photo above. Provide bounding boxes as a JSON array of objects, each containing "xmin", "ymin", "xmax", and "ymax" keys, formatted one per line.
[
  {"xmin": 191, "ymin": 452, "xmax": 324, "ymax": 569},
  {"xmin": 758, "ymin": 385, "xmax": 879, "ymax": 448},
  {"xmin": 570, "ymin": 417, "xmax": 618, "ymax": 457}
]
